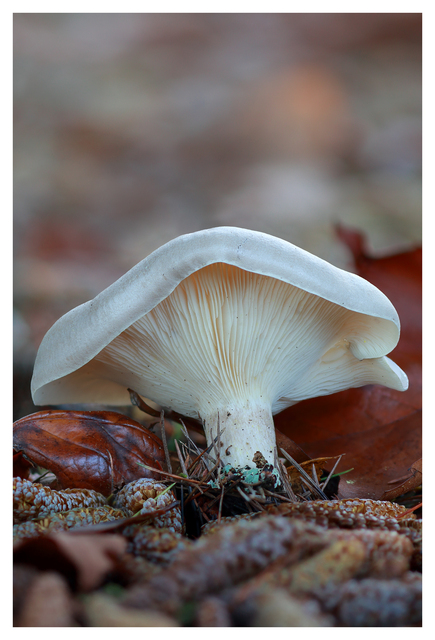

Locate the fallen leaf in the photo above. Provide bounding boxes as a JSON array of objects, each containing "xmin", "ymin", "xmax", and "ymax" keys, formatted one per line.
[
  {"xmin": 13, "ymin": 564, "xmax": 39, "ymax": 624},
  {"xmin": 275, "ymin": 228, "xmax": 421, "ymax": 499},
  {"xmin": 13, "ymin": 450, "xmax": 32, "ymax": 479},
  {"xmin": 14, "ymin": 571, "xmax": 75, "ymax": 627},
  {"xmin": 13, "ymin": 410, "xmax": 166, "ymax": 495},
  {"xmin": 381, "ymin": 458, "xmax": 422, "ymax": 501},
  {"xmin": 275, "ymin": 429, "xmax": 312, "ymax": 463},
  {"xmin": 14, "ymin": 532, "xmax": 127, "ymax": 592}
]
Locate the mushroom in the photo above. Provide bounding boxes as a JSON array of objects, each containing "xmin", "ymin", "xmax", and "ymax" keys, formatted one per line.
[{"xmin": 31, "ymin": 227, "xmax": 408, "ymax": 472}]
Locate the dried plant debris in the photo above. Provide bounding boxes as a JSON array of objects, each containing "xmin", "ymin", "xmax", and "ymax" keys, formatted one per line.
[
  {"xmin": 277, "ymin": 539, "xmax": 368, "ymax": 592},
  {"xmin": 14, "ymin": 533, "xmax": 128, "ymax": 593},
  {"xmin": 122, "ymin": 516, "xmax": 327, "ymax": 616},
  {"xmin": 112, "ymin": 478, "xmax": 182, "ymax": 533},
  {"xmin": 265, "ymin": 497, "xmax": 418, "ymax": 530},
  {"xmin": 13, "ymin": 506, "xmax": 126, "ymax": 544},
  {"xmin": 258, "ymin": 530, "xmax": 413, "ymax": 594},
  {"xmin": 115, "ymin": 553, "xmax": 166, "ymax": 586},
  {"xmin": 322, "ymin": 528, "xmax": 415, "ymax": 579},
  {"xmin": 13, "ymin": 476, "xmax": 182, "ymax": 540},
  {"xmin": 112, "ymin": 479, "xmax": 171, "ymax": 512},
  {"xmin": 82, "ymin": 593, "xmax": 180, "ymax": 627},
  {"xmin": 14, "ymin": 477, "xmax": 107, "ymax": 524},
  {"xmin": 122, "ymin": 524, "xmax": 192, "ymax": 564},
  {"xmin": 233, "ymin": 572, "xmax": 421, "ymax": 628},
  {"xmin": 233, "ymin": 586, "xmax": 333, "ymax": 627},
  {"xmin": 14, "ymin": 572, "xmax": 76, "ymax": 627},
  {"xmin": 201, "ymin": 513, "xmax": 258, "ymax": 535},
  {"xmin": 263, "ymin": 497, "xmax": 422, "ymax": 573},
  {"xmin": 13, "ymin": 490, "xmax": 422, "ymax": 626},
  {"xmin": 13, "ymin": 466, "xmax": 422, "ymax": 626},
  {"xmin": 313, "ymin": 572, "xmax": 422, "ymax": 627},
  {"xmin": 13, "ymin": 565, "xmax": 40, "ymax": 624},
  {"xmin": 193, "ymin": 596, "xmax": 232, "ymax": 627}
]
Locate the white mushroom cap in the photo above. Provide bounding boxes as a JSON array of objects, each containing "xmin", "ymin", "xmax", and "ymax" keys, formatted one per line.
[{"xmin": 31, "ymin": 227, "xmax": 408, "ymax": 470}]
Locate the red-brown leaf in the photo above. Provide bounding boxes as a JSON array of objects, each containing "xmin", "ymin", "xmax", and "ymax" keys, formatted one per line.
[
  {"xmin": 13, "ymin": 410, "xmax": 166, "ymax": 496},
  {"xmin": 381, "ymin": 458, "xmax": 422, "ymax": 501},
  {"xmin": 275, "ymin": 228, "xmax": 421, "ymax": 499},
  {"xmin": 13, "ymin": 450, "xmax": 32, "ymax": 479},
  {"xmin": 14, "ymin": 532, "xmax": 127, "ymax": 592}
]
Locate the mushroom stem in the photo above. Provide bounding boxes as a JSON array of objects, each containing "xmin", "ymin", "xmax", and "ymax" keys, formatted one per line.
[{"xmin": 201, "ymin": 402, "xmax": 276, "ymax": 470}]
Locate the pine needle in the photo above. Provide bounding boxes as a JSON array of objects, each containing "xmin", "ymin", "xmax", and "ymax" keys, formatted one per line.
[{"xmin": 279, "ymin": 448, "xmax": 328, "ymax": 500}]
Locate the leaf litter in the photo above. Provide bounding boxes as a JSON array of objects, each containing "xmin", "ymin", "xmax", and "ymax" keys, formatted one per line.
[{"xmin": 13, "ymin": 397, "xmax": 421, "ymax": 626}]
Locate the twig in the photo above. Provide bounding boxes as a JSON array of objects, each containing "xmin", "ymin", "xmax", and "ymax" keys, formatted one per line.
[
  {"xmin": 192, "ymin": 459, "xmax": 221, "ymax": 489},
  {"xmin": 160, "ymin": 410, "xmax": 172, "ymax": 474},
  {"xmin": 175, "ymin": 437, "xmax": 213, "ymax": 529},
  {"xmin": 208, "ymin": 420, "xmax": 225, "ymax": 469},
  {"xmin": 250, "ymin": 499, "xmax": 266, "ymax": 511},
  {"xmin": 320, "ymin": 455, "xmax": 343, "ymax": 491},
  {"xmin": 186, "ymin": 435, "xmax": 224, "ymax": 474},
  {"xmin": 274, "ymin": 446, "xmax": 294, "ymax": 500},
  {"xmin": 200, "ymin": 508, "xmax": 211, "ymax": 522},
  {"xmin": 218, "ymin": 485, "xmax": 225, "ymax": 524},
  {"xmin": 236, "ymin": 485, "xmax": 253, "ymax": 502},
  {"xmin": 311, "ymin": 462, "xmax": 320, "ymax": 487},
  {"xmin": 128, "ymin": 388, "xmax": 160, "ymax": 417},
  {"xmin": 274, "ymin": 446, "xmax": 297, "ymax": 501},
  {"xmin": 178, "ymin": 425, "xmax": 208, "ymax": 477},
  {"xmin": 174, "ymin": 439, "xmax": 189, "ymax": 477},
  {"xmin": 397, "ymin": 502, "xmax": 422, "ymax": 519},
  {"xmin": 182, "ymin": 458, "xmax": 222, "ymax": 507},
  {"xmin": 278, "ymin": 459, "xmax": 298, "ymax": 502},
  {"xmin": 128, "ymin": 388, "xmax": 204, "ymax": 434},
  {"xmin": 280, "ymin": 448, "xmax": 328, "ymax": 500},
  {"xmin": 202, "ymin": 479, "xmax": 241, "ymax": 512},
  {"xmin": 137, "ymin": 463, "xmax": 208, "ymax": 486},
  {"xmin": 300, "ymin": 475, "xmax": 320, "ymax": 495},
  {"xmin": 263, "ymin": 489, "xmax": 295, "ymax": 503},
  {"xmin": 174, "ymin": 439, "xmax": 189, "ymax": 532},
  {"xmin": 67, "ymin": 500, "xmax": 181, "ymax": 535},
  {"xmin": 273, "ymin": 446, "xmax": 280, "ymax": 473},
  {"xmin": 216, "ymin": 413, "xmax": 222, "ymax": 467},
  {"xmin": 180, "ymin": 421, "xmax": 202, "ymax": 456}
]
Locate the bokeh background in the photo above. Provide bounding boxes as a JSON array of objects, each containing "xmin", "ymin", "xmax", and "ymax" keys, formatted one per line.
[{"xmin": 13, "ymin": 13, "xmax": 422, "ymax": 420}]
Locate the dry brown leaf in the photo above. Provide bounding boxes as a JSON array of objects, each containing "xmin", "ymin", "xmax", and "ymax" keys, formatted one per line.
[
  {"xmin": 13, "ymin": 450, "xmax": 32, "ymax": 479},
  {"xmin": 15, "ymin": 572, "xmax": 75, "ymax": 627},
  {"xmin": 381, "ymin": 458, "xmax": 422, "ymax": 501},
  {"xmin": 275, "ymin": 429, "xmax": 312, "ymax": 463},
  {"xmin": 13, "ymin": 410, "xmax": 166, "ymax": 495},
  {"xmin": 14, "ymin": 572, "xmax": 77, "ymax": 627},
  {"xmin": 14, "ymin": 532, "xmax": 127, "ymax": 592}
]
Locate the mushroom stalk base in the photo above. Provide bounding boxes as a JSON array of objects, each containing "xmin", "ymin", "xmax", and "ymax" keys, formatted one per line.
[{"xmin": 201, "ymin": 403, "xmax": 277, "ymax": 471}]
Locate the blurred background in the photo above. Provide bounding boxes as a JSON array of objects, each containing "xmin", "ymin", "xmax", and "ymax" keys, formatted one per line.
[{"xmin": 13, "ymin": 13, "xmax": 422, "ymax": 420}]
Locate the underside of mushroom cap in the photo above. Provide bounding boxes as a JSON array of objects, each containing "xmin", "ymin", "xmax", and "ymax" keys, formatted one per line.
[{"xmin": 31, "ymin": 227, "xmax": 407, "ymax": 409}]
